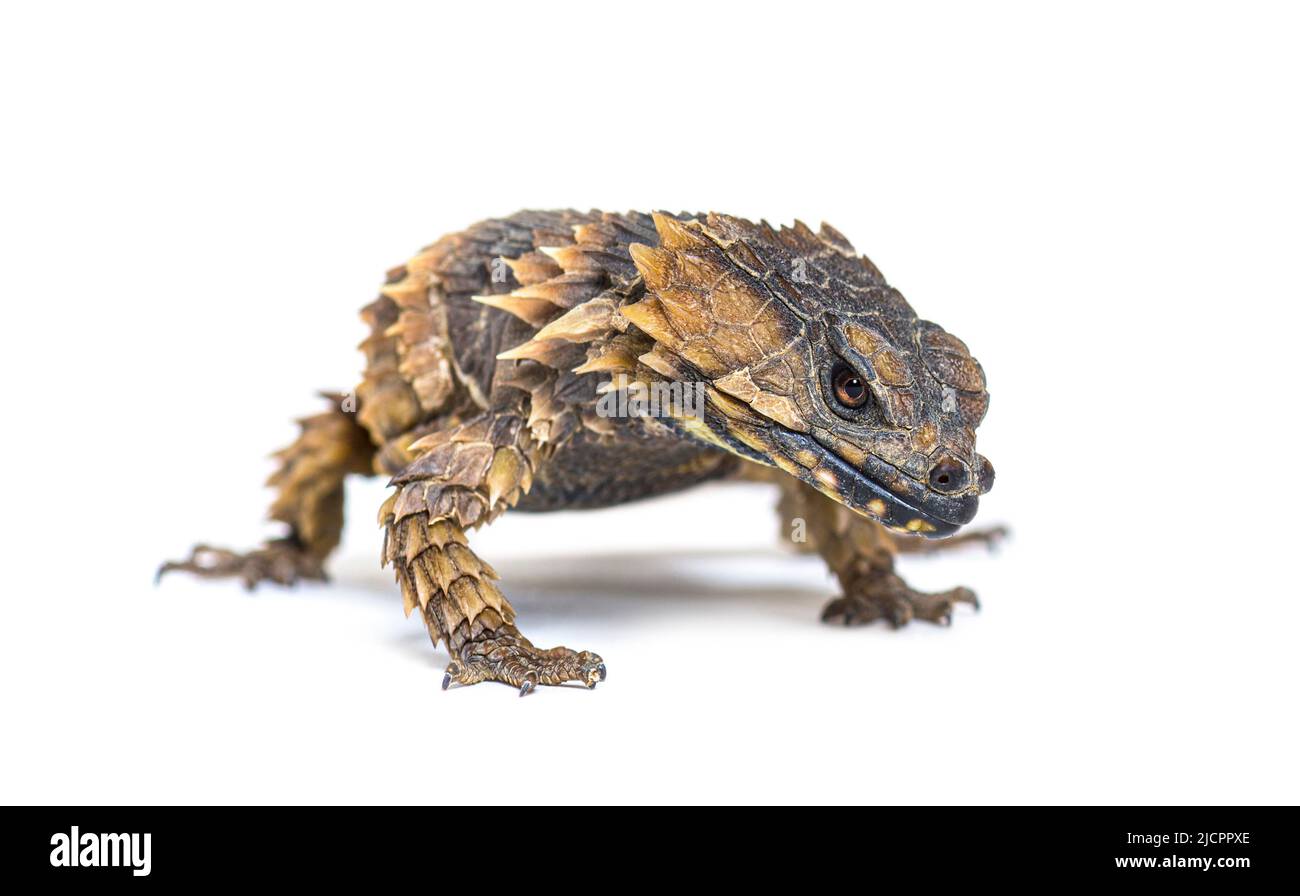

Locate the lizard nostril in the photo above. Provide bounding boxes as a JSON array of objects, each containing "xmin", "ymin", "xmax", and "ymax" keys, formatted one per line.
[{"xmin": 928, "ymin": 457, "xmax": 970, "ymax": 494}]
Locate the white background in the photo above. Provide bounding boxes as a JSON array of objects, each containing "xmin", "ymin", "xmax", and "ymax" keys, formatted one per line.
[{"xmin": 2, "ymin": 1, "xmax": 1296, "ymax": 805}]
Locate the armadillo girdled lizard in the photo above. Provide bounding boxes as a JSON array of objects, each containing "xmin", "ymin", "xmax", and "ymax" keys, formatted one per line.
[{"xmin": 160, "ymin": 210, "xmax": 1000, "ymax": 694}]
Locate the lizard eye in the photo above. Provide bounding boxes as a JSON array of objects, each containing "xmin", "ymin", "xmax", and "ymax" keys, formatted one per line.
[{"xmin": 831, "ymin": 363, "xmax": 871, "ymax": 409}]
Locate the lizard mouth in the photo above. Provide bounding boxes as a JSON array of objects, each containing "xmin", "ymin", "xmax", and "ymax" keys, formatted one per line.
[{"xmin": 768, "ymin": 429, "xmax": 978, "ymax": 538}]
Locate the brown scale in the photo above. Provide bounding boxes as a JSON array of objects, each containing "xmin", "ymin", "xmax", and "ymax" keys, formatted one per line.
[{"xmin": 161, "ymin": 209, "xmax": 1001, "ymax": 694}]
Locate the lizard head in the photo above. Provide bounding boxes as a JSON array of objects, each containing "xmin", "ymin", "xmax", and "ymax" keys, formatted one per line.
[{"xmin": 624, "ymin": 212, "xmax": 993, "ymax": 538}]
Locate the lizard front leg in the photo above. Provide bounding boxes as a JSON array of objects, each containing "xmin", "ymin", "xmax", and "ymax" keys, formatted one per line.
[
  {"xmin": 382, "ymin": 410, "xmax": 604, "ymax": 694},
  {"xmin": 776, "ymin": 473, "xmax": 979, "ymax": 627}
]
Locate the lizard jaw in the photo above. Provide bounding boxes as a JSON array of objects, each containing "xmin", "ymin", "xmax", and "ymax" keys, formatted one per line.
[{"xmin": 768, "ymin": 429, "xmax": 979, "ymax": 538}]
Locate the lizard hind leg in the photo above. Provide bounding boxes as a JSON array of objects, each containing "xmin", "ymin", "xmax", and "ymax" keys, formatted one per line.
[{"xmin": 158, "ymin": 392, "xmax": 377, "ymax": 589}]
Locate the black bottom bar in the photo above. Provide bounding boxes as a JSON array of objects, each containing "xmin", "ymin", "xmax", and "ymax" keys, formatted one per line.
[{"xmin": 4, "ymin": 806, "xmax": 1289, "ymax": 885}]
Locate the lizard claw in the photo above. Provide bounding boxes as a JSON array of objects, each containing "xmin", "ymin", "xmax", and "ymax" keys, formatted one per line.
[
  {"xmin": 578, "ymin": 653, "xmax": 604, "ymax": 688},
  {"xmin": 442, "ymin": 661, "xmax": 464, "ymax": 691}
]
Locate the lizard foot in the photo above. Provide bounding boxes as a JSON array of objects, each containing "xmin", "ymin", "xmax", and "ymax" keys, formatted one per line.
[
  {"xmin": 156, "ymin": 538, "xmax": 327, "ymax": 590},
  {"xmin": 821, "ymin": 570, "xmax": 978, "ymax": 628},
  {"xmin": 442, "ymin": 628, "xmax": 605, "ymax": 696},
  {"xmin": 889, "ymin": 524, "xmax": 1009, "ymax": 555}
]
